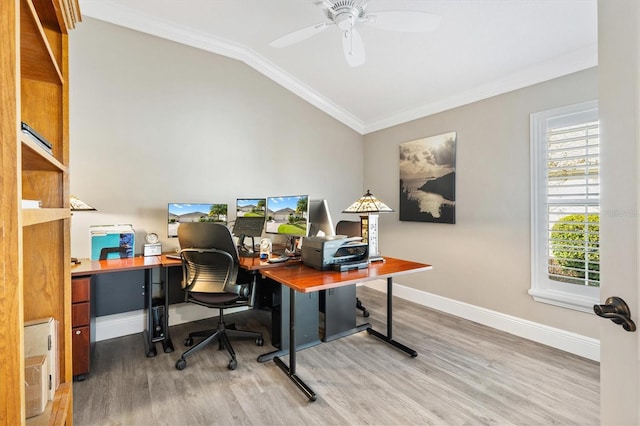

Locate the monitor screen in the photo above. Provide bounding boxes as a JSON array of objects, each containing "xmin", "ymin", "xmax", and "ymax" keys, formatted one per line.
[
  {"xmin": 167, "ymin": 203, "xmax": 228, "ymax": 238},
  {"xmin": 308, "ymin": 199, "xmax": 335, "ymax": 237},
  {"xmin": 236, "ymin": 198, "xmax": 266, "ymax": 217},
  {"xmin": 265, "ymin": 195, "xmax": 309, "ymax": 237}
]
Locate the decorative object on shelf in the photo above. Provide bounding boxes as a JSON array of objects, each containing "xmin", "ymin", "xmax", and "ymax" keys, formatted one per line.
[
  {"xmin": 21, "ymin": 121, "xmax": 53, "ymax": 155},
  {"xmin": 399, "ymin": 132, "xmax": 457, "ymax": 224},
  {"xmin": 70, "ymin": 195, "xmax": 96, "ymax": 211},
  {"xmin": 21, "ymin": 199, "xmax": 42, "ymax": 209},
  {"xmin": 342, "ymin": 190, "xmax": 394, "ymax": 262}
]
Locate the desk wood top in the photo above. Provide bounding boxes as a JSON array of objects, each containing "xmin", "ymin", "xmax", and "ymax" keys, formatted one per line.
[
  {"xmin": 159, "ymin": 253, "xmax": 301, "ymax": 271},
  {"xmin": 237, "ymin": 255, "xmax": 302, "ymax": 271},
  {"xmin": 261, "ymin": 257, "xmax": 432, "ymax": 293},
  {"xmin": 71, "ymin": 256, "xmax": 163, "ymax": 276}
]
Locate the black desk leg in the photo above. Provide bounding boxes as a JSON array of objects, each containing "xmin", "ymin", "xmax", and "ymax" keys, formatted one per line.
[
  {"xmin": 143, "ymin": 268, "xmax": 157, "ymax": 357},
  {"xmin": 366, "ymin": 277, "xmax": 418, "ymax": 357},
  {"xmin": 257, "ymin": 284, "xmax": 321, "ymax": 363},
  {"xmin": 273, "ymin": 288, "xmax": 317, "ymax": 402},
  {"xmin": 161, "ymin": 266, "xmax": 174, "ymax": 353}
]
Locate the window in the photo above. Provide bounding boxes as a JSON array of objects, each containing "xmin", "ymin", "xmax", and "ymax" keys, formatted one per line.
[{"xmin": 530, "ymin": 100, "xmax": 599, "ymax": 312}]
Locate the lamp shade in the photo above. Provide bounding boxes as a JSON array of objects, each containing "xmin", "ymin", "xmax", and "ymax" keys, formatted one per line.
[
  {"xmin": 70, "ymin": 195, "xmax": 96, "ymax": 211},
  {"xmin": 342, "ymin": 190, "xmax": 394, "ymax": 214}
]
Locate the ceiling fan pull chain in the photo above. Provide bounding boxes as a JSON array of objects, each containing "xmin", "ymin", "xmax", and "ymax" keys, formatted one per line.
[{"xmin": 344, "ymin": 29, "xmax": 353, "ymax": 56}]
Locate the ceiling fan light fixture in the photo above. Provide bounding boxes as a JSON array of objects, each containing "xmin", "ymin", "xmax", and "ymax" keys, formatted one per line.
[
  {"xmin": 335, "ymin": 12, "xmax": 356, "ymax": 31},
  {"xmin": 327, "ymin": 0, "xmax": 366, "ymax": 22},
  {"xmin": 270, "ymin": 0, "xmax": 440, "ymax": 67}
]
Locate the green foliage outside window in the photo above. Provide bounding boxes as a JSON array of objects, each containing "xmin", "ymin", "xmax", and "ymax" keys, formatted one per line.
[{"xmin": 550, "ymin": 214, "xmax": 599, "ymax": 286}]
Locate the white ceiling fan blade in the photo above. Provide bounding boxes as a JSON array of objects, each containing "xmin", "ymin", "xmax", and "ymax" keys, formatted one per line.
[
  {"xmin": 365, "ymin": 11, "xmax": 441, "ymax": 33},
  {"xmin": 342, "ymin": 28, "xmax": 365, "ymax": 67},
  {"xmin": 313, "ymin": 0, "xmax": 333, "ymax": 9},
  {"xmin": 270, "ymin": 22, "xmax": 330, "ymax": 48}
]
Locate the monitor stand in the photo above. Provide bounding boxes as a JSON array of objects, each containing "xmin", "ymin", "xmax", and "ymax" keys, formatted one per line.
[
  {"xmin": 272, "ymin": 236, "xmax": 301, "ymax": 257},
  {"xmin": 284, "ymin": 236, "xmax": 301, "ymax": 257},
  {"xmin": 238, "ymin": 235, "xmax": 259, "ymax": 258}
]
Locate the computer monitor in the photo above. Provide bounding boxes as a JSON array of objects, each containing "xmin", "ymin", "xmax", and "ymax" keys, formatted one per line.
[
  {"xmin": 266, "ymin": 195, "xmax": 309, "ymax": 237},
  {"xmin": 233, "ymin": 198, "xmax": 266, "ymax": 237},
  {"xmin": 236, "ymin": 198, "xmax": 266, "ymax": 218},
  {"xmin": 167, "ymin": 203, "xmax": 228, "ymax": 238},
  {"xmin": 233, "ymin": 198, "xmax": 267, "ymax": 257},
  {"xmin": 308, "ymin": 199, "xmax": 335, "ymax": 237}
]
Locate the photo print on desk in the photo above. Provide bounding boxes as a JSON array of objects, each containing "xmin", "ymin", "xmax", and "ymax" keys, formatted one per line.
[{"xmin": 399, "ymin": 132, "xmax": 456, "ymax": 224}]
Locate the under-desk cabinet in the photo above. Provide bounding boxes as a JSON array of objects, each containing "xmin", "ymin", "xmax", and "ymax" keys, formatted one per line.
[{"xmin": 72, "ymin": 276, "xmax": 95, "ymax": 380}]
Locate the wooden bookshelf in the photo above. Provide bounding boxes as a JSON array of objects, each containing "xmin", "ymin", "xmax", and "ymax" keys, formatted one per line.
[{"xmin": 1, "ymin": 0, "xmax": 80, "ymax": 424}]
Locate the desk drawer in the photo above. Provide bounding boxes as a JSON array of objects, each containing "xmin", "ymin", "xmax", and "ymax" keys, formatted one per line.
[
  {"xmin": 72, "ymin": 277, "xmax": 91, "ymax": 303},
  {"xmin": 72, "ymin": 325, "xmax": 90, "ymax": 376},
  {"xmin": 72, "ymin": 302, "xmax": 90, "ymax": 327}
]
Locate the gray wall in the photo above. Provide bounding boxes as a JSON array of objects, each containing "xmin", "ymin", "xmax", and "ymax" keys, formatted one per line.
[
  {"xmin": 69, "ymin": 17, "xmax": 599, "ymax": 340},
  {"xmin": 68, "ymin": 18, "xmax": 363, "ymax": 257},
  {"xmin": 363, "ymin": 68, "xmax": 599, "ymax": 339}
]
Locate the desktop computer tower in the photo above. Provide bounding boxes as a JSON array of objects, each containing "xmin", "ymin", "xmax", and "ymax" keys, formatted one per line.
[
  {"xmin": 151, "ymin": 305, "xmax": 165, "ymax": 340},
  {"xmin": 271, "ymin": 289, "xmax": 319, "ymax": 348}
]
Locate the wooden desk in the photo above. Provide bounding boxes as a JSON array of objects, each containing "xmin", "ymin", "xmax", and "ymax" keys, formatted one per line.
[
  {"xmin": 72, "ymin": 256, "xmax": 162, "ymax": 275},
  {"xmin": 261, "ymin": 257, "xmax": 433, "ymax": 402},
  {"xmin": 159, "ymin": 253, "xmax": 299, "ymax": 270},
  {"xmin": 71, "ymin": 256, "xmax": 174, "ymax": 360}
]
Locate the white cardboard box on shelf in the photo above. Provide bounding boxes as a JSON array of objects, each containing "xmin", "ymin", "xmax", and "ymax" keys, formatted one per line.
[
  {"xmin": 24, "ymin": 317, "xmax": 58, "ymax": 400},
  {"xmin": 25, "ymin": 354, "xmax": 48, "ymax": 418}
]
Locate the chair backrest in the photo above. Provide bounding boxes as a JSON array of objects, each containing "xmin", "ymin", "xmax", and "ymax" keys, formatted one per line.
[
  {"xmin": 335, "ymin": 220, "xmax": 362, "ymax": 238},
  {"xmin": 177, "ymin": 222, "xmax": 245, "ymax": 296}
]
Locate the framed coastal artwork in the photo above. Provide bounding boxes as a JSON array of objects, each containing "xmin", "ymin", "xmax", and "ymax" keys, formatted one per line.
[{"xmin": 399, "ymin": 132, "xmax": 456, "ymax": 224}]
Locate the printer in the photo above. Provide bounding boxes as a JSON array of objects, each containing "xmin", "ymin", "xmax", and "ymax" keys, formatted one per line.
[{"xmin": 301, "ymin": 235, "xmax": 369, "ymax": 271}]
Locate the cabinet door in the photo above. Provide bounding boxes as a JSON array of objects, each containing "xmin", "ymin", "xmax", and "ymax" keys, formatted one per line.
[
  {"xmin": 94, "ymin": 270, "xmax": 146, "ymax": 315},
  {"xmin": 72, "ymin": 326, "xmax": 90, "ymax": 377}
]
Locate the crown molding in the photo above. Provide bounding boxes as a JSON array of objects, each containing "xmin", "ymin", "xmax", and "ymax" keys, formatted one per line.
[
  {"xmin": 363, "ymin": 45, "xmax": 598, "ymax": 134},
  {"xmin": 79, "ymin": 1, "xmax": 597, "ymax": 136},
  {"xmin": 79, "ymin": 1, "xmax": 365, "ymax": 133}
]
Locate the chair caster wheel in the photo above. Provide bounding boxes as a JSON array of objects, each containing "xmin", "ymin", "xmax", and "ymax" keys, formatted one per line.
[
  {"xmin": 363, "ymin": 310, "xmax": 370, "ymax": 318},
  {"xmin": 228, "ymin": 359, "xmax": 237, "ymax": 370},
  {"xmin": 184, "ymin": 337, "xmax": 194, "ymax": 346},
  {"xmin": 175, "ymin": 358, "xmax": 187, "ymax": 370},
  {"xmin": 256, "ymin": 337, "xmax": 264, "ymax": 346}
]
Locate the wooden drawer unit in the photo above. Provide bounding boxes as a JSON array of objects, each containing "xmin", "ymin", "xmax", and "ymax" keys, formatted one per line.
[{"xmin": 72, "ymin": 277, "xmax": 92, "ymax": 380}]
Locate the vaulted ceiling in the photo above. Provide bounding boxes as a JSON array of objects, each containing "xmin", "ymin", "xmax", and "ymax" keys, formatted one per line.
[{"xmin": 79, "ymin": 0, "xmax": 598, "ymax": 134}]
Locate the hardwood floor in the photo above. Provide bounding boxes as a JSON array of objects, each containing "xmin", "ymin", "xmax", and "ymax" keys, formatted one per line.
[{"xmin": 73, "ymin": 287, "xmax": 599, "ymax": 425}]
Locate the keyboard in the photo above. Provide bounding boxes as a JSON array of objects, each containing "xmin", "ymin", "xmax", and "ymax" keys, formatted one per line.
[
  {"xmin": 266, "ymin": 256, "xmax": 289, "ymax": 264},
  {"xmin": 166, "ymin": 254, "xmax": 180, "ymax": 260}
]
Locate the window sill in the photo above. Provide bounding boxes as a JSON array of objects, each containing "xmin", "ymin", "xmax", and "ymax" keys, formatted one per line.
[{"xmin": 528, "ymin": 288, "xmax": 599, "ymax": 313}]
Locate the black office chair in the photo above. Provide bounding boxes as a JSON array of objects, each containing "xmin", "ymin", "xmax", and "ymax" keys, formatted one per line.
[
  {"xmin": 174, "ymin": 222, "xmax": 263, "ymax": 371},
  {"xmin": 335, "ymin": 220, "xmax": 370, "ymax": 318}
]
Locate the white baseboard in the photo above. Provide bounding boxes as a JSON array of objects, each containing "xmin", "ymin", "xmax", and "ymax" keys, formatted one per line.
[
  {"xmin": 363, "ymin": 280, "xmax": 600, "ymax": 362},
  {"xmin": 94, "ymin": 304, "xmax": 246, "ymax": 342},
  {"xmin": 95, "ymin": 282, "xmax": 600, "ymax": 362}
]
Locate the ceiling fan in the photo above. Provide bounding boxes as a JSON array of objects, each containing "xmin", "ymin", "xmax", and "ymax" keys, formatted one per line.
[{"xmin": 269, "ymin": 0, "xmax": 441, "ymax": 67}]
